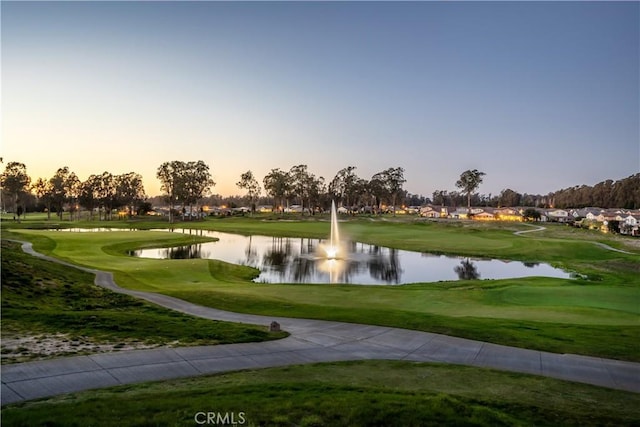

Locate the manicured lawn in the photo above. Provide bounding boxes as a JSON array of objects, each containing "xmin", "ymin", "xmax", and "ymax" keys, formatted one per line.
[
  {"xmin": 7, "ymin": 218, "xmax": 639, "ymax": 361},
  {"xmin": 1, "ymin": 240, "xmax": 286, "ymax": 363},
  {"xmin": 3, "ymin": 360, "xmax": 639, "ymax": 426}
]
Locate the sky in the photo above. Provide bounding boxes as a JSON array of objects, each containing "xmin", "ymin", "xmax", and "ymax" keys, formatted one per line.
[{"xmin": 2, "ymin": 1, "xmax": 639, "ymax": 198}]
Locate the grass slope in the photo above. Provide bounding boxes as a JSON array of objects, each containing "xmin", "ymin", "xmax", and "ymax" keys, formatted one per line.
[
  {"xmin": 3, "ymin": 361, "xmax": 639, "ymax": 426},
  {"xmin": 7, "ymin": 218, "xmax": 640, "ymax": 360},
  {"xmin": 1, "ymin": 240, "xmax": 286, "ymax": 363}
]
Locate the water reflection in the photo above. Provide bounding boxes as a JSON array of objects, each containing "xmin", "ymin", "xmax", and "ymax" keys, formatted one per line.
[
  {"xmin": 126, "ymin": 229, "xmax": 573, "ymax": 285},
  {"xmin": 368, "ymin": 246, "xmax": 402, "ymax": 283},
  {"xmin": 160, "ymin": 244, "xmax": 205, "ymax": 260},
  {"xmin": 454, "ymin": 259, "xmax": 481, "ymax": 280}
]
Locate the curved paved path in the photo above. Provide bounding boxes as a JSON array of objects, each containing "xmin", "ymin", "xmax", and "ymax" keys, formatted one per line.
[
  {"xmin": 513, "ymin": 223, "xmax": 638, "ymax": 254},
  {"xmin": 2, "ymin": 241, "xmax": 639, "ymax": 405}
]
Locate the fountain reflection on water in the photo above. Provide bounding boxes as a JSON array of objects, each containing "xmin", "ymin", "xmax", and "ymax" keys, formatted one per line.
[
  {"xmin": 318, "ymin": 200, "xmax": 346, "ymax": 283},
  {"xmin": 54, "ymin": 226, "xmax": 573, "ymax": 285},
  {"xmin": 125, "ymin": 229, "xmax": 573, "ymax": 285}
]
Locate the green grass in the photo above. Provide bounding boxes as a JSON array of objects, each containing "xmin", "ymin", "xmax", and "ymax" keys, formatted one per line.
[
  {"xmin": 6, "ymin": 218, "xmax": 640, "ymax": 360},
  {"xmin": 3, "ymin": 360, "xmax": 639, "ymax": 426},
  {"xmin": 1, "ymin": 240, "xmax": 286, "ymax": 363}
]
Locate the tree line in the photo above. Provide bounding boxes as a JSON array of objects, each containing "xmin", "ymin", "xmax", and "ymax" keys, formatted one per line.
[
  {"xmin": 0, "ymin": 161, "xmax": 412, "ymax": 221},
  {"xmin": 2, "ymin": 159, "xmax": 638, "ymax": 223},
  {"xmin": 431, "ymin": 173, "xmax": 640, "ymax": 210},
  {"xmin": 1, "ymin": 162, "xmax": 146, "ymax": 222}
]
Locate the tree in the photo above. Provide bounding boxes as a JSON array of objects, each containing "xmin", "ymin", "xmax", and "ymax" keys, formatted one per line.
[
  {"xmin": 115, "ymin": 172, "xmax": 146, "ymax": 218},
  {"xmin": 368, "ymin": 173, "xmax": 387, "ymax": 212},
  {"xmin": 157, "ymin": 161, "xmax": 184, "ymax": 223},
  {"xmin": 432, "ymin": 190, "xmax": 448, "ymax": 206},
  {"xmin": 92, "ymin": 172, "xmax": 116, "ymax": 220},
  {"xmin": 32, "ymin": 177, "xmax": 53, "ymax": 220},
  {"xmin": 307, "ymin": 175, "xmax": 326, "ymax": 214},
  {"xmin": 49, "ymin": 167, "xmax": 72, "ymax": 220},
  {"xmin": 182, "ymin": 161, "xmax": 215, "ymax": 219},
  {"xmin": 456, "ymin": 169, "xmax": 486, "ymax": 215},
  {"xmin": 329, "ymin": 166, "xmax": 360, "ymax": 209},
  {"xmin": 607, "ymin": 220, "xmax": 621, "ymax": 234},
  {"xmin": 372, "ymin": 167, "xmax": 406, "ymax": 216},
  {"xmin": 1, "ymin": 162, "xmax": 31, "ymax": 221},
  {"xmin": 79, "ymin": 175, "xmax": 102, "ymax": 220},
  {"xmin": 236, "ymin": 170, "xmax": 261, "ymax": 215},
  {"xmin": 289, "ymin": 165, "xmax": 316, "ymax": 215},
  {"xmin": 499, "ymin": 188, "xmax": 521, "ymax": 207},
  {"xmin": 157, "ymin": 161, "xmax": 214, "ymax": 221},
  {"xmin": 65, "ymin": 172, "xmax": 81, "ymax": 221},
  {"xmin": 263, "ymin": 168, "xmax": 291, "ymax": 213},
  {"xmin": 522, "ymin": 208, "xmax": 541, "ymax": 222}
]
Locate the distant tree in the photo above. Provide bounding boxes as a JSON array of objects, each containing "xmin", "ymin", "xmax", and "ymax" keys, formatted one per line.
[
  {"xmin": 372, "ymin": 167, "xmax": 406, "ymax": 216},
  {"xmin": 607, "ymin": 220, "xmax": 621, "ymax": 234},
  {"xmin": 236, "ymin": 170, "xmax": 261, "ymax": 214},
  {"xmin": 329, "ymin": 166, "xmax": 360, "ymax": 208},
  {"xmin": 48, "ymin": 167, "xmax": 72, "ymax": 220},
  {"xmin": 547, "ymin": 173, "xmax": 639, "ymax": 209},
  {"xmin": 289, "ymin": 164, "xmax": 312, "ymax": 214},
  {"xmin": 137, "ymin": 201, "xmax": 153, "ymax": 216},
  {"xmin": 385, "ymin": 167, "xmax": 406, "ymax": 215},
  {"xmin": 307, "ymin": 175, "xmax": 326, "ymax": 214},
  {"xmin": 65, "ymin": 172, "xmax": 81, "ymax": 221},
  {"xmin": 182, "ymin": 161, "xmax": 215, "ymax": 219},
  {"xmin": 157, "ymin": 161, "xmax": 185, "ymax": 223},
  {"xmin": 404, "ymin": 192, "xmax": 427, "ymax": 207},
  {"xmin": 522, "ymin": 208, "xmax": 541, "ymax": 222},
  {"xmin": 432, "ymin": 190, "xmax": 448, "ymax": 206},
  {"xmin": 115, "ymin": 172, "xmax": 146, "ymax": 218},
  {"xmin": 79, "ymin": 174, "xmax": 102, "ymax": 220},
  {"xmin": 98, "ymin": 172, "xmax": 117, "ymax": 220},
  {"xmin": 263, "ymin": 168, "xmax": 291, "ymax": 213},
  {"xmin": 369, "ymin": 172, "xmax": 388, "ymax": 212},
  {"xmin": 32, "ymin": 177, "xmax": 53, "ymax": 220},
  {"xmin": 456, "ymin": 169, "xmax": 486, "ymax": 215},
  {"xmin": 0, "ymin": 162, "xmax": 31, "ymax": 221},
  {"xmin": 499, "ymin": 188, "xmax": 521, "ymax": 207}
]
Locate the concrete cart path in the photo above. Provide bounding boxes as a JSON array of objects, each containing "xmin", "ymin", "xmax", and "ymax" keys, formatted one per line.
[
  {"xmin": 2, "ymin": 241, "xmax": 639, "ymax": 405},
  {"xmin": 513, "ymin": 223, "xmax": 638, "ymax": 254}
]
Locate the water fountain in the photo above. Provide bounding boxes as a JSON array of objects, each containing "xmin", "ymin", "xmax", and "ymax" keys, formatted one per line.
[{"xmin": 325, "ymin": 200, "xmax": 341, "ymax": 259}]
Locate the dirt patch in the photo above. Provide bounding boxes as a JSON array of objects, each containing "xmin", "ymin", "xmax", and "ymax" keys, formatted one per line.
[{"xmin": 1, "ymin": 333, "xmax": 179, "ymax": 364}]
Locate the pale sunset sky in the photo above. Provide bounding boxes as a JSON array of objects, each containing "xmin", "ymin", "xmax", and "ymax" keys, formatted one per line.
[{"xmin": 2, "ymin": 1, "xmax": 638, "ymax": 197}]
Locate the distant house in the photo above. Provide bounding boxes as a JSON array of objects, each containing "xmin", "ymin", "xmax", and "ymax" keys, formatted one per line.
[
  {"xmin": 450, "ymin": 208, "xmax": 471, "ymax": 219},
  {"xmin": 547, "ymin": 209, "xmax": 570, "ymax": 222},
  {"xmin": 538, "ymin": 210, "xmax": 549, "ymax": 222},
  {"xmin": 571, "ymin": 208, "xmax": 601, "ymax": 219},
  {"xmin": 621, "ymin": 214, "xmax": 640, "ymax": 236},
  {"xmin": 419, "ymin": 207, "xmax": 441, "ymax": 218},
  {"xmin": 473, "ymin": 210, "xmax": 496, "ymax": 221},
  {"xmin": 419, "ymin": 205, "xmax": 449, "ymax": 218},
  {"xmin": 596, "ymin": 210, "xmax": 620, "ymax": 223},
  {"xmin": 494, "ymin": 207, "xmax": 523, "ymax": 222}
]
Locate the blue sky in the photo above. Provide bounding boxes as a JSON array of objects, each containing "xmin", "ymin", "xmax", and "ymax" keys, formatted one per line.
[{"xmin": 2, "ymin": 1, "xmax": 638, "ymax": 197}]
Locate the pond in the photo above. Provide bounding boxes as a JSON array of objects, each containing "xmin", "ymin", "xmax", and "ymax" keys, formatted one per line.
[{"xmin": 124, "ymin": 229, "xmax": 572, "ymax": 285}]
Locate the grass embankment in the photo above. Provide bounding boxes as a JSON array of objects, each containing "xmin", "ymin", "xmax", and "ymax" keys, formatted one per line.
[
  {"xmin": 3, "ymin": 360, "xmax": 639, "ymax": 426},
  {"xmin": 0, "ymin": 240, "xmax": 286, "ymax": 363},
  {"xmin": 7, "ymin": 218, "xmax": 640, "ymax": 361}
]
